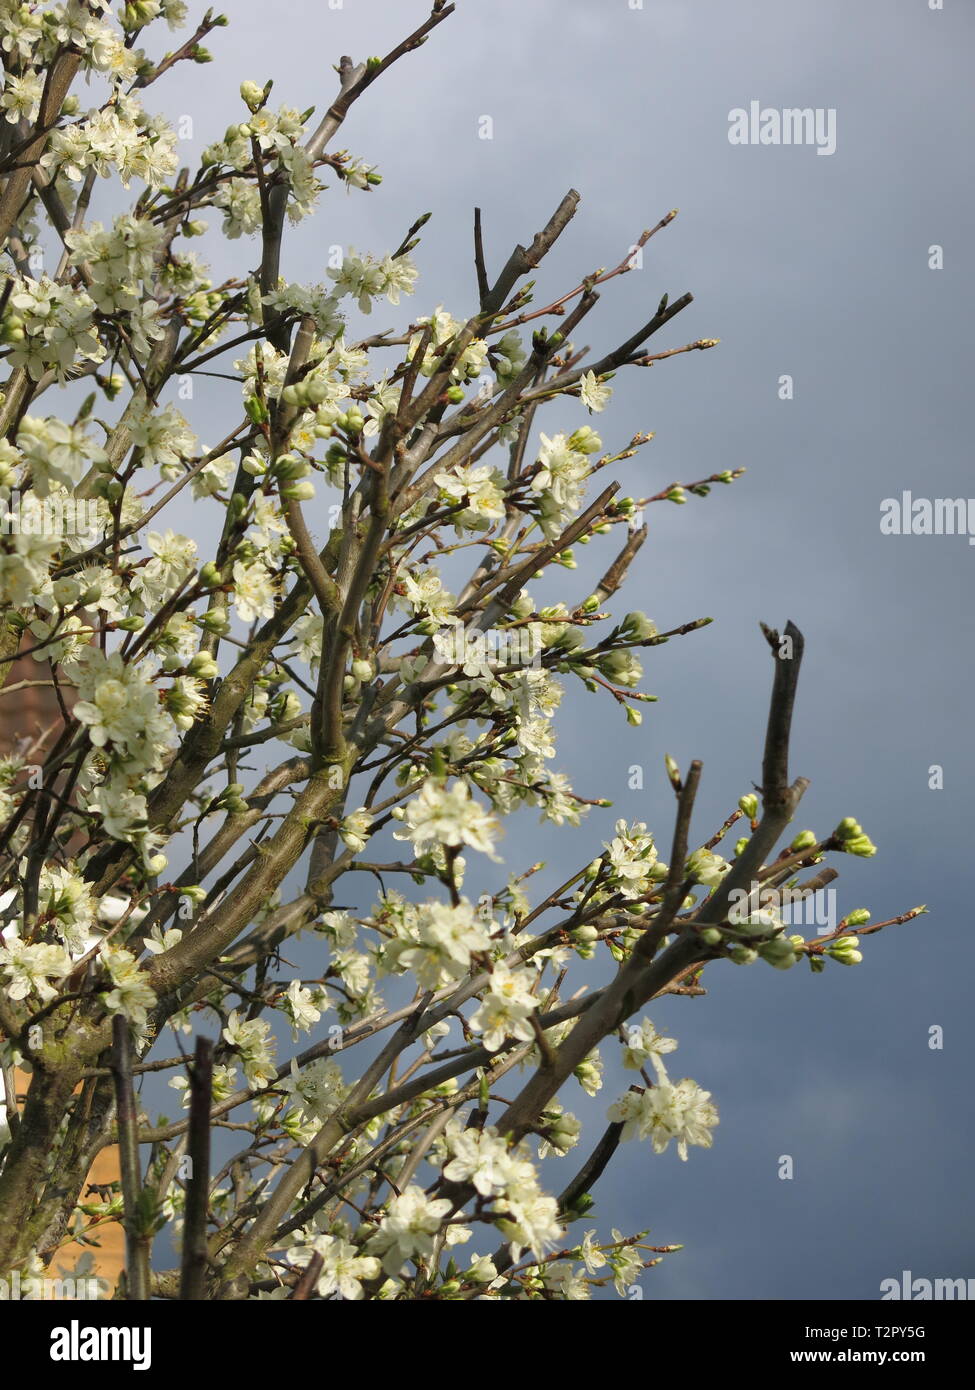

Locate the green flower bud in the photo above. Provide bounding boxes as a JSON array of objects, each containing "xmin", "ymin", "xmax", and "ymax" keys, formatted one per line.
[
  {"xmin": 790, "ymin": 830, "xmax": 817, "ymax": 852},
  {"xmin": 200, "ymin": 610, "xmax": 230, "ymax": 636},
  {"xmin": 565, "ymin": 1192, "xmax": 595, "ymax": 1219},
  {"xmin": 567, "ymin": 426, "xmax": 601, "ymax": 455},
  {"xmin": 198, "ymin": 561, "xmax": 222, "ymax": 588},
  {"xmin": 122, "ymin": 1, "xmax": 160, "ymax": 29},
  {"xmin": 759, "ymin": 937, "xmax": 798, "ymax": 970},
  {"xmin": 700, "ymin": 927, "xmax": 723, "ymax": 946},
  {"xmin": 116, "ymin": 615, "xmax": 145, "ymax": 631},
  {"xmin": 826, "ymin": 934, "xmax": 860, "ymax": 955},
  {"xmin": 844, "ymin": 908, "xmax": 871, "ymax": 927},
  {"xmin": 734, "ymin": 837, "xmax": 749, "ymax": 856},
  {"xmin": 730, "ymin": 946, "xmax": 758, "ymax": 965},
  {"xmin": 621, "ymin": 611, "xmax": 657, "ymax": 641},
  {"xmin": 302, "ymin": 376, "xmax": 328, "ymax": 405},
  {"xmin": 666, "ymin": 486, "xmax": 686, "ymax": 504},
  {"xmin": 282, "ymin": 481, "xmax": 316, "ymax": 501},
  {"xmin": 446, "ymin": 385, "xmax": 465, "ymax": 404},
  {"xmin": 572, "ymin": 924, "xmax": 600, "ymax": 943},
  {"xmin": 188, "ymin": 652, "xmax": 219, "ymax": 679},
  {"xmin": 825, "ymin": 936, "xmax": 863, "ymax": 965},
  {"xmin": 580, "ymin": 594, "xmax": 601, "ymax": 614},
  {"xmin": 240, "ymin": 80, "xmax": 266, "ymax": 111},
  {"xmin": 738, "ymin": 793, "xmax": 759, "ymax": 820},
  {"xmin": 273, "ymin": 453, "xmax": 310, "ymax": 481}
]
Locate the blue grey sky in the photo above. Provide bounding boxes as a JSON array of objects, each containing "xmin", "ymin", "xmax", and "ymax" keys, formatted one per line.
[{"xmin": 146, "ymin": 0, "xmax": 973, "ymax": 1298}]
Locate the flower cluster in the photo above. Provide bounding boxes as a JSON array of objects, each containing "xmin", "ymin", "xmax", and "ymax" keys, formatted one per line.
[{"xmin": 608, "ymin": 1017, "xmax": 718, "ymax": 1160}]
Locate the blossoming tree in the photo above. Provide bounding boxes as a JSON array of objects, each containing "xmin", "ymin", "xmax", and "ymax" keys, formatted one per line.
[{"xmin": 0, "ymin": 1, "xmax": 923, "ymax": 1301}]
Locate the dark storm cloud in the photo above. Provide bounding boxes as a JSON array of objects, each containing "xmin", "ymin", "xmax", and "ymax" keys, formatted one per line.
[{"xmin": 155, "ymin": 0, "xmax": 973, "ymax": 1299}]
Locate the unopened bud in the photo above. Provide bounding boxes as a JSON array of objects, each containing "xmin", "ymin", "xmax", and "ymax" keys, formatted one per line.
[
  {"xmin": 759, "ymin": 937, "xmax": 798, "ymax": 970},
  {"xmin": 240, "ymin": 80, "xmax": 265, "ymax": 111},
  {"xmin": 188, "ymin": 652, "xmax": 219, "ymax": 679}
]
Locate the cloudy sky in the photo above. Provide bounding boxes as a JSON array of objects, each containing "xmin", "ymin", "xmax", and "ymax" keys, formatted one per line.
[{"xmin": 147, "ymin": 0, "xmax": 973, "ymax": 1299}]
